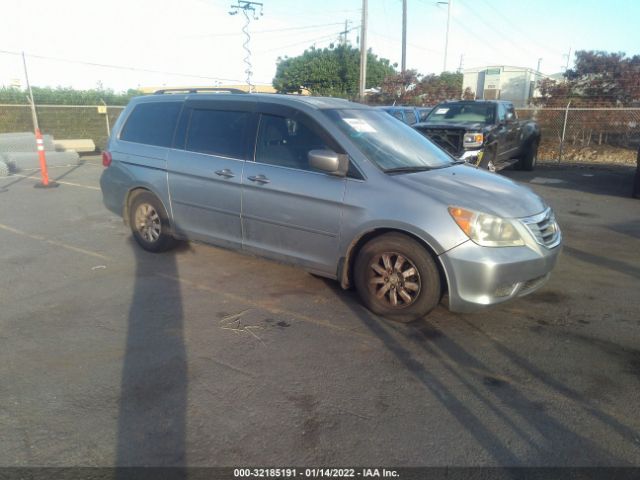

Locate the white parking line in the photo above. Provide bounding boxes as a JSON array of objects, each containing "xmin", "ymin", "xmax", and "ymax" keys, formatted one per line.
[
  {"xmin": 8, "ymin": 173, "xmax": 100, "ymax": 191},
  {"xmin": 0, "ymin": 222, "xmax": 110, "ymax": 260}
]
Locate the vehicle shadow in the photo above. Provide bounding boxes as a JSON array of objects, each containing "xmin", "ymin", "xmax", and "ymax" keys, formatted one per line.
[
  {"xmin": 501, "ymin": 163, "xmax": 637, "ymax": 199},
  {"xmin": 116, "ymin": 238, "xmax": 188, "ymax": 471},
  {"xmin": 563, "ymin": 245, "xmax": 640, "ymax": 281},
  {"xmin": 320, "ymin": 280, "xmax": 632, "ymax": 466}
]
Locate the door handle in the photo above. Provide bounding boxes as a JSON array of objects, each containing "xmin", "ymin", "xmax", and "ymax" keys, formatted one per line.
[
  {"xmin": 247, "ymin": 174, "xmax": 270, "ymax": 184},
  {"xmin": 215, "ymin": 169, "xmax": 234, "ymax": 178}
]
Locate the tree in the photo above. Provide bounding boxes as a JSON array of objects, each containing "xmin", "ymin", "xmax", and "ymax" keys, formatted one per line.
[
  {"xmin": 370, "ymin": 70, "xmax": 463, "ymax": 105},
  {"xmin": 272, "ymin": 44, "xmax": 396, "ymax": 98},
  {"xmin": 535, "ymin": 50, "xmax": 640, "ymax": 107},
  {"xmin": 0, "ymin": 85, "xmax": 141, "ymax": 105}
]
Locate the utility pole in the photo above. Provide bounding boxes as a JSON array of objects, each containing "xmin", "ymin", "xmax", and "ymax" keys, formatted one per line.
[
  {"xmin": 21, "ymin": 52, "xmax": 38, "ymax": 131},
  {"xmin": 457, "ymin": 54, "xmax": 464, "ymax": 73},
  {"xmin": 228, "ymin": 0, "xmax": 264, "ymax": 93},
  {"xmin": 401, "ymin": 0, "xmax": 407, "ymax": 72},
  {"xmin": 340, "ymin": 19, "xmax": 351, "ymax": 45},
  {"xmin": 536, "ymin": 57, "xmax": 542, "ymax": 73},
  {"xmin": 439, "ymin": 0, "xmax": 452, "ymax": 72},
  {"xmin": 564, "ymin": 47, "xmax": 572, "ymax": 72},
  {"xmin": 359, "ymin": 0, "xmax": 368, "ymax": 102}
]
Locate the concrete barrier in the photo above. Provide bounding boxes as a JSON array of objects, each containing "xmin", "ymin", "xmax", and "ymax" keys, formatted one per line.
[{"xmin": 54, "ymin": 138, "xmax": 96, "ymax": 153}]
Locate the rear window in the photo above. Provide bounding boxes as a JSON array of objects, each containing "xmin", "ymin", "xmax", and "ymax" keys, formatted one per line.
[
  {"xmin": 120, "ymin": 102, "xmax": 182, "ymax": 147},
  {"xmin": 185, "ymin": 109, "xmax": 250, "ymax": 159}
]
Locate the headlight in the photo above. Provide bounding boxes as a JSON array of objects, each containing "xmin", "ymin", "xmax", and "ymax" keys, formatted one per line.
[
  {"xmin": 448, "ymin": 207, "xmax": 524, "ymax": 247},
  {"xmin": 463, "ymin": 132, "xmax": 483, "ymax": 148}
]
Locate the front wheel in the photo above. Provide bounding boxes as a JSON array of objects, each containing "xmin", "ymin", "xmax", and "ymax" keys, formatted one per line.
[
  {"xmin": 479, "ymin": 146, "xmax": 497, "ymax": 172},
  {"xmin": 354, "ymin": 233, "xmax": 441, "ymax": 322},
  {"xmin": 129, "ymin": 191, "xmax": 177, "ymax": 253}
]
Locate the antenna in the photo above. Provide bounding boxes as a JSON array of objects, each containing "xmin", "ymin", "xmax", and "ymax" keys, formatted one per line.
[{"xmin": 228, "ymin": 1, "xmax": 264, "ymax": 93}]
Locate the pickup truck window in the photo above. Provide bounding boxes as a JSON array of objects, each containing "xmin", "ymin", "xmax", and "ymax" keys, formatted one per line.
[
  {"xmin": 497, "ymin": 103, "xmax": 507, "ymax": 123},
  {"xmin": 425, "ymin": 103, "xmax": 495, "ymax": 124}
]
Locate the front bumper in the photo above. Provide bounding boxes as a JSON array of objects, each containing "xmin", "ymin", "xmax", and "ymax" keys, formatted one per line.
[
  {"xmin": 439, "ymin": 239, "xmax": 562, "ymax": 313},
  {"xmin": 459, "ymin": 148, "xmax": 483, "ymax": 165}
]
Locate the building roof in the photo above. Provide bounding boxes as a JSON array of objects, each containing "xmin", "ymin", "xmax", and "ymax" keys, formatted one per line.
[{"xmin": 463, "ymin": 65, "xmax": 546, "ymax": 75}]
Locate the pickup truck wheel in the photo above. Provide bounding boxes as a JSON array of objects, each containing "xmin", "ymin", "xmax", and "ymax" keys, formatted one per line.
[
  {"xmin": 129, "ymin": 191, "xmax": 177, "ymax": 253},
  {"xmin": 519, "ymin": 141, "xmax": 539, "ymax": 171},
  {"xmin": 354, "ymin": 233, "xmax": 441, "ymax": 323}
]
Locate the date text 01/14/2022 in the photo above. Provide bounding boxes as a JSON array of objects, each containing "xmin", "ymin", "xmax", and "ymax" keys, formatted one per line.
[{"xmin": 233, "ymin": 468, "xmax": 399, "ymax": 478}]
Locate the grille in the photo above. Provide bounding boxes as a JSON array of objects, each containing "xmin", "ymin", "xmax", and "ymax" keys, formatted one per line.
[
  {"xmin": 521, "ymin": 208, "xmax": 561, "ymax": 248},
  {"xmin": 519, "ymin": 274, "xmax": 550, "ymax": 295},
  {"xmin": 419, "ymin": 128, "xmax": 464, "ymax": 155}
]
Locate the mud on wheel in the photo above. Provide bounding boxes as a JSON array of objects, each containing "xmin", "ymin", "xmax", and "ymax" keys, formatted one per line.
[{"xmin": 354, "ymin": 233, "xmax": 442, "ymax": 322}]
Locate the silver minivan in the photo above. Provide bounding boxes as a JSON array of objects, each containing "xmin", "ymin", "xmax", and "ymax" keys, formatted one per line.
[{"xmin": 100, "ymin": 91, "xmax": 562, "ymax": 322}]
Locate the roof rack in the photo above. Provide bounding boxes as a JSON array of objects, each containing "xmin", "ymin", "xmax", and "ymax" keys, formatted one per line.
[{"xmin": 154, "ymin": 87, "xmax": 248, "ymax": 95}]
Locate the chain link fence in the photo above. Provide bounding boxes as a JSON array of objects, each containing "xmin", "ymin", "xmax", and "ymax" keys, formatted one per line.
[
  {"xmin": 1, "ymin": 103, "xmax": 639, "ymax": 164},
  {"xmin": 0, "ymin": 104, "xmax": 125, "ymax": 152},
  {"xmin": 517, "ymin": 107, "xmax": 640, "ymax": 165}
]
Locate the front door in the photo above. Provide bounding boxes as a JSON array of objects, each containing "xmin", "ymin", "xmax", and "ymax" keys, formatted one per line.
[
  {"xmin": 167, "ymin": 104, "xmax": 256, "ymax": 249},
  {"xmin": 241, "ymin": 112, "xmax": 347, "ymax": 274}
]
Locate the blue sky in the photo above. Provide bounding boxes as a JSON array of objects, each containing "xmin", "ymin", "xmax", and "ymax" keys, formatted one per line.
[{"xmin": 0, "ymin": 0, "xmax": 638, "ymax": 91}]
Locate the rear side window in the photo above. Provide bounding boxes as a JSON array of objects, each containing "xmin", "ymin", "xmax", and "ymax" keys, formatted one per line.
[
  {"xmin": 120, "ymin": 102, "xmax": 181, "ymax": 147},
  {"xmin": 185, "ymin": 109, "xmax": 250, "ymax": 159}
]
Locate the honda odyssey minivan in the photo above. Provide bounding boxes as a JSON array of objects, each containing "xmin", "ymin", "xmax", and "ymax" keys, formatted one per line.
[{"xmin": 100, "ymin": 91, "xmax": 562, "ymax": 322}]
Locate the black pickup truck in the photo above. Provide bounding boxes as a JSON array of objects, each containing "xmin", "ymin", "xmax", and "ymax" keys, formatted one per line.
[{"xmin": 413, "ymin": 100, "xmax": 540, "ymax": 171}]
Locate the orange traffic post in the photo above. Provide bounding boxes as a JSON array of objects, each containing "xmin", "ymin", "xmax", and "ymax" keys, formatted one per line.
[{"xmin": 33, "ymin": 129, "xmax": 58, "ymax": 189}]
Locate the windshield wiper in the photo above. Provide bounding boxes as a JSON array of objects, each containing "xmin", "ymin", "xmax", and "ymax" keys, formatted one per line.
[{"xmin": 384, "ymin": 165, "xmax": 434, "ymax": 174}]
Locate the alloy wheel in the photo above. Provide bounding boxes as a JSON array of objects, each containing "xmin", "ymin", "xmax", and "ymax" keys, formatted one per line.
[{"xmin": 368, "ymin": 252, "xmax": 421, "ymax": 308}]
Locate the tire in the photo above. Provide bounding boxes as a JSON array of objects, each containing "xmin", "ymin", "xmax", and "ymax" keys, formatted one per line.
[
  {"xmin": 354, "ymin": 233, "xmax": 441, "ymax": 322},
  {"xmin": 479, "ymin": 145, "xmax": 497, "ymax": 172},
  {"xmin": 128, "ymin": 191, "xmax": 177, "ymax": 253},
  {"xmin": 518, "ymin": 140, "xmax": 539, "ymax": 171}
]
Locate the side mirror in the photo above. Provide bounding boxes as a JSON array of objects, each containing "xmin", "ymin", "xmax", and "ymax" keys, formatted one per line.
[
  {"xmin": 308, "ymin": 149, "xmax": 348, "ymax": 177},
  {"xmin": 505, "ymin": 112, "xmax": 515, "ymax": 122}
]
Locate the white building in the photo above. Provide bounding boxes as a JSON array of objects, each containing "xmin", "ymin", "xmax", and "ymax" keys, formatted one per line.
[{"xmin": 462, "ymin": 66, "xmax": 549, "ymax": 107}]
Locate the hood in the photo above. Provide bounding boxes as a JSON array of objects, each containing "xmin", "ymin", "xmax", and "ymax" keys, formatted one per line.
[
  {"xmin": 415, "ymin": 122, "xmax": 488, "ymax": 132},
  {"xmin": 393, "ymin": 164, "xmax": 546, "ymax": 218}
]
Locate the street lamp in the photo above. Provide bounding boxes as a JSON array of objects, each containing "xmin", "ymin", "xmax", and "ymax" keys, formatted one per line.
[{"xmin": 438, "ymin": 0, "xmax": 452, "ymax": 72}]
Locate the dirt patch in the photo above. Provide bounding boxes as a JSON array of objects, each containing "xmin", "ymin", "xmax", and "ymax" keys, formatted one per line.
[{"xmin": 538, "ymin": 143, "xmax": 638, "ymax": 166}]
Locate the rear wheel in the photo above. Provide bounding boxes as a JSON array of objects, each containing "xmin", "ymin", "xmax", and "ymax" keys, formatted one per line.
[
  {"xmin": 518, "ymin": 140, "xmax": 539, "ymax": 171},
  {"xmin": 129, "ymin": 191, "xmax": 177, "ymax": 253},
  {"xmin": 354, "ymin": 233, "xmax": 441, "ymax": 322}
]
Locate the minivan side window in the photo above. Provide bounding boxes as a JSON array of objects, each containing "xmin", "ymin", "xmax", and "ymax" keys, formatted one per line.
[
  {"xmin": 185, "ymin": 109, "xmax": 250, "ymax": 159},
  {"xmin": 120, "ymin": 102, "xmax": 182, "ymax": 148},
  {"xmin": 255, "ymin": 114, "xmax": 330, "ymax": 172}
]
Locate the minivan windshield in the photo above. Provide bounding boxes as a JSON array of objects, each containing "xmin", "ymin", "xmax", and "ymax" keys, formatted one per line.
[
  {"xmin": 324, "ymin": 109, "xmax": 455, "ymax": 172},
  {"xmin": 423, "ymin": 103, "xmax": 495, "ymax": 124}
]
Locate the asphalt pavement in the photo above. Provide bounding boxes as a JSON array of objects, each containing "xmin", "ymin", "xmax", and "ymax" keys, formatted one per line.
[{"xmin": 0, "ymin": 159, "xmax": 639, "ymax": 467}]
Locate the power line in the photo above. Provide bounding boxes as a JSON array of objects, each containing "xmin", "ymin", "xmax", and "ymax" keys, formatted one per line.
[
  {"xmin": 256, "ymin": 26, "xmax": 360, "ymax": 55},
  {"xmin": 180, "ymin": 21, "xmax": 345, "ymax": 38},
  {"xmin": 0, "ymin": 49, "xmax": 272, "ymax": 85}
]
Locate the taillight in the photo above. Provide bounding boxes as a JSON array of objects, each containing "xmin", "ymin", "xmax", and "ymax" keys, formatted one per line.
[{"xmin": 102, "ymin": 151, "xmax": 112, "ymax": 167}]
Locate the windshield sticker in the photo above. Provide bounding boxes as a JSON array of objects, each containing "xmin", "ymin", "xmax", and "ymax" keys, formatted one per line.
[
  {"xmin": 344, "ymin": 118, "xmax": 377, "ymax": 133},
  {"xmin": 435, "ymin": 108, "xmax": 449, "ymax": 114}
]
